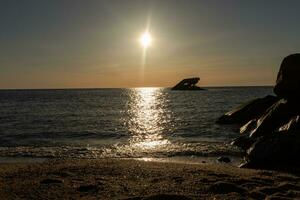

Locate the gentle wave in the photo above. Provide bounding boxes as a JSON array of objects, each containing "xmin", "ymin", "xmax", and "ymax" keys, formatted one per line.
[
  {"xmin": 0, "ymin": 87, "xmax": 273, "ymax": 159},
  {"xmin": 0, "ymin": 141, "xmax": 243, "ymax": 159}
]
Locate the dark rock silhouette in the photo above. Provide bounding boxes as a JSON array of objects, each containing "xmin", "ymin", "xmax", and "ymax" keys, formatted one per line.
[
  {"xmin": 274, "ymin": 53, "xmax": 300, "ymax": 99},
  {"xmin": 241, "ymin": 133, "xmax": 300, "ymax": 169},
  {"xmin": 248, "ymin": 99, "xmax": 297, "ymax": 138},
  {"xmin": 279, "ymin": 115, "xmax": 300, "ymax": 132},
  {"xmin": 171, "ymin": 77, "xmax": 204, "ymax": 90},
  {"xmin": 216, "ymin": 95, "xmax": 278, "ymax": 124},
  {"xmin": 217, "ymin": 54, "xmax": 300, "ymax": 169}
]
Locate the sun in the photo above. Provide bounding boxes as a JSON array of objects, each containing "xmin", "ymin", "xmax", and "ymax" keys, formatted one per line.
[{"xmin": 139, "ymin": 32, "xmax": 152, "ymax": 48}]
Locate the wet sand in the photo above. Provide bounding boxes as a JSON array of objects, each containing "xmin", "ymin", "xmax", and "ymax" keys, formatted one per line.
[{"xmin": 0, "ymin": 159, "xmax": 299, "ymax": 199}]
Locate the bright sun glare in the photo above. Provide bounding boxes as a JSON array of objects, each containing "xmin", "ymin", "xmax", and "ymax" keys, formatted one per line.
[{"xmin": 139, "ymin": 32, "xmax": 152, "ymax": 48}]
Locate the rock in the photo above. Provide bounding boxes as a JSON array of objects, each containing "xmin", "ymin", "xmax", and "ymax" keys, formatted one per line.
[
  {"xmin": 249, "ymin": 99, "xmax": 296, "ymax": 139},
  {"xmin": 171, "ymin": 77, "xmax": 204, "ymax": 90},
  {"xmin": 278, "ymin": 115, "xmax": 300, "ymax": 133},
  {"xmin": 216, "ymin": 95, "xmax": 278, "ymax": 124},
  {"xmin": 243, "ymin": 134, "xmax": 300, "ymax": 169},
  {"xmin": 231, "ymin": 135, "xmax": 255, "ymax": 150},
  {"xmin": 233, "ymin": 103, "xmax": 300, "ymax": 168},
  {"xmin": 274, "ymin": 53, "xmax": 300, "ymax": 100},
  {"xmin": 208, "ymin": 181, "xmax": 246, "ymax": 194},
  {"xmin": 240, "ymin": 119, "xmax": 257, "ymax": 134},
  {"xmin": 217, "ymin": 54, "xmax": 300, "ymax": 169},
  {"xmin": 217, "ymin": 156, "xmax": 231, "ymax": 163}
]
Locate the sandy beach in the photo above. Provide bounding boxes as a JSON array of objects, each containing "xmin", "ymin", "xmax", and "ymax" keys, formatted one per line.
[{"xmin": 0, "ymin": 159, "xmax": 299, "ymax": 200}]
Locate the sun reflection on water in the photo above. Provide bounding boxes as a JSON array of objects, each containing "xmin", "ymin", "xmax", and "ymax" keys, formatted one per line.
[{"xmin": 125, "ymin": 87, "xmax": 171, "ymax": 150}]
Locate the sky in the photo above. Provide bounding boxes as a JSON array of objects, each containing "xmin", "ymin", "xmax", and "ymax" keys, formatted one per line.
[{"xmin": 1, "ymin": 0, "xmax": 300, "ymax": 89}]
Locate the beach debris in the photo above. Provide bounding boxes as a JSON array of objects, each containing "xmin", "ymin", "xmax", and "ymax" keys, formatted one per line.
[
  {"xmin": 217, "ymin": 54, "xmax": 300, "ymax": 169},
  {"xmin": 171, "ymin": 77, "xmax": 204, "ymax": 90}
]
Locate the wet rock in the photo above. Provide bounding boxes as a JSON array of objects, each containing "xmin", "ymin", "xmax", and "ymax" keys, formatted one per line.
[
  {"xmin": 208, "ymin": 181, "xmax": 246, "ymax": 194},
  {"xmin": 240, "ymin": 119, "xmax": 257, "ymax": 134},
  {"xmin": 244, "ymin": 134, "xmax": 300, "ymax": 168},
  {"xmin": 274, "ymin": 53, "xmax": 300, "ymax": 100},
  {"xmin": 231, "ymin": 135, "xmax": 254, "ymax": 150},
  {"xmin": 278, "ymin": 115, "xmax": 300, "ymax": 133},
  {"xmin": 217, "ymin": 156, "xmax": 231, "ymax": 163},
  {"xmin": 216, "ymin": 95, "xmax": 278, "ymax": 124},
  {"xmin": 248, "ymin": 99, "xmax": 295, "ymax": 139}
]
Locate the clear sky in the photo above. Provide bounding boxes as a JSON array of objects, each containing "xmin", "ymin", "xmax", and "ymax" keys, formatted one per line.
[{"xmin": 1, "ymin": 0, "xmax": 300, "ymax": 89}]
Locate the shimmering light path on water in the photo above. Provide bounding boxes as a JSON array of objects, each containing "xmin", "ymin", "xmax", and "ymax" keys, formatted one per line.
[
  {"xmin": 0, "ymin": 87, "xmax": 273, "ymax": 159},
  {"xmin": 126, "ymin": 88, "xmax": 171, "ymax": 150}
]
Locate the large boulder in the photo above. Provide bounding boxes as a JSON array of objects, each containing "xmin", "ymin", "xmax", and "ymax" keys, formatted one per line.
[
  {"xmin": 231, "ymin": 99, "xmax": 299, "ymax": 149},
  {"xmin": 216, "ymin": 95, "xmax": 278, "ymax": 124},
  {"xmin": 241, "ymin": 132, "xmax": 300, "ymax": 169},
  {"xmin": 240, "ymin": 115, "xmax": 300, "ymax": 168},
  {"xmin": 274, "ymin": 53, "xmax": 300, "ymax": 99},
  {"xmin": 248, "ymin": 99, "xmax": 295, "ymax": 138},
  {"xmin": 217, "ymin": 54, "xmax": 300, "ymax": 169}
]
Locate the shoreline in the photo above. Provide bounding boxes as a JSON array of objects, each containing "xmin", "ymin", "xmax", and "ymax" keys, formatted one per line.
[
  {"xmin": 0, "ymin": 158, "xmax": 299, "ymax": 199},
  {"xmin": 0, "ymin": 155, "xmax": 242, "ymax": 163}
]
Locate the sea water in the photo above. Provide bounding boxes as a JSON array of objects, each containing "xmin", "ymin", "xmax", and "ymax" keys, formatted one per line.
[{"xmin": 0, "ymin": 87, "xmax": 273, "ymax": 162}]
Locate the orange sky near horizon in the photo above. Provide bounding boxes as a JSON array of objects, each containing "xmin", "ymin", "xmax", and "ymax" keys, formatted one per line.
[{"xmin": 0, "ymin": 1, "xmax": 299, "ymax": 89}]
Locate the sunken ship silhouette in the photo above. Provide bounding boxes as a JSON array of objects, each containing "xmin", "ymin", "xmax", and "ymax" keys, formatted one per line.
[{"xmin": 171, "ymin": 77, "xmax": 205, "ymax": 90}]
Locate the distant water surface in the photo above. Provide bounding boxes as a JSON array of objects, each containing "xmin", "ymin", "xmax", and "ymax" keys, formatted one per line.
[{"xmin": 0, "ymin": 87, "xmax": 273, "ymax": 161}]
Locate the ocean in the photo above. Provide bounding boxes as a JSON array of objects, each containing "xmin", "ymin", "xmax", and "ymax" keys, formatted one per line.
[{"xmin": 0, "ymin": 87, "xmax": 273, "ymax": 162}]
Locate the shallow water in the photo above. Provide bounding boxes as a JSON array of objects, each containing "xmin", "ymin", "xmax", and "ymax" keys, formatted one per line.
[{"xmin": 0, "ymin": 87, "xmax": 273, "ymax": 160}]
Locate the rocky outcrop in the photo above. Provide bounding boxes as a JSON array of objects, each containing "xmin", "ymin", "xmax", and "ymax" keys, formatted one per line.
[
  {"xmin": 171, "ymin": 77, "xmax": 204, "ymax": 90},
  {"xmin": 241, "ymin": 132, "xmax": 300, "ymax": 169},
  {"xmin": 216, "ymin": 95, "xmax": 278, "ymax": 125},
  {"xmin": 274, "ymin": 53, "xmax": 300, "ymax": 99},
  {"xmin": 217, "ymin": 54, "xmax": 300, "ymax": 169}
]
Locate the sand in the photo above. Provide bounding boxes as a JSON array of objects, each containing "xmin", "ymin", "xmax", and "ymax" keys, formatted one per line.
[{"xmin": 0, "ymin": 159, "xmax": 299, "ymax": 200}]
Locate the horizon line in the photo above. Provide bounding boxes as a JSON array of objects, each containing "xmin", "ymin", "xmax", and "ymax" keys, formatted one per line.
[{"xmin": 0, "ymin": 85, "xmax": 274, "ymax": 90}]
